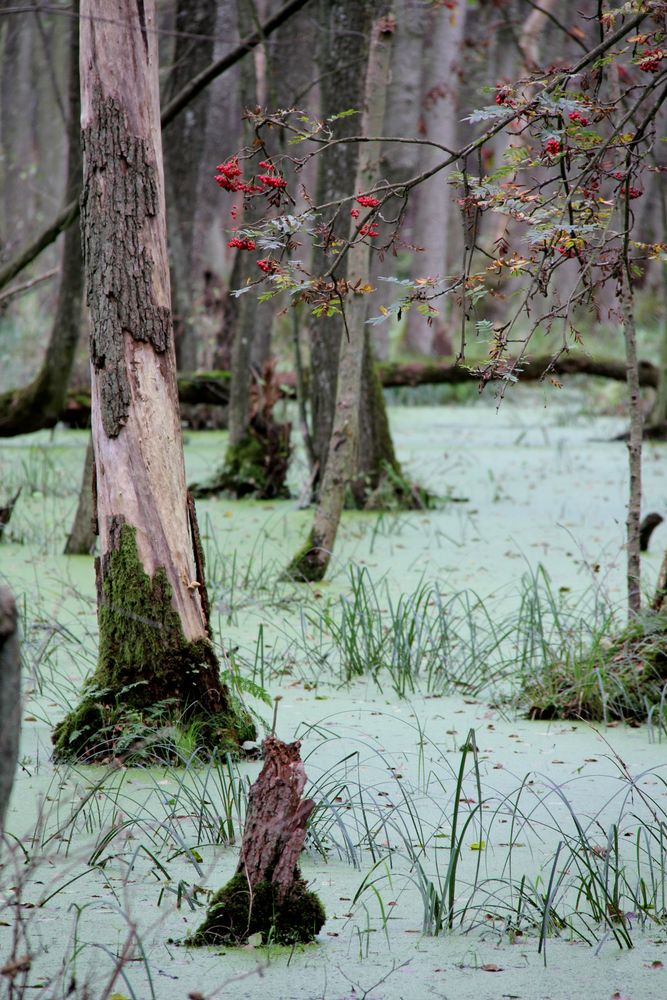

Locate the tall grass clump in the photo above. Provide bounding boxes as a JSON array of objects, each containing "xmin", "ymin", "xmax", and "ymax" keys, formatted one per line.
[
  {"xmin": 301, "ymin": 565, "xmax": 616, "ymax": 703},
  {"xmin": 521, "ymin": 600, "xmax": 667, "ymax": 727}
]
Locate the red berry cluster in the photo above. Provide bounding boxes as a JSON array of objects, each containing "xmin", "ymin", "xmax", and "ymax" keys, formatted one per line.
[
  {"xmin": 638, "ymin": 48, "xmax": 664, "ymax": 72},
  {"xmin": 359, "ymin": 223, "xmax": 379, "ymax": 238},
  {"xmin": 544, "ymin": 138, "xmax": 561, "ymax": 157},
  {"xmin": 350, "ymin": 208, "xmax": 361, "ymax": 219},
  {"xmin": 227, "ymin": 237, "xmax": 256, "ymax": 251},
  {"xmin": 257, "ymin": 258, "xmax": 280, "ymax": 274},
  {"xmin": 214, "ymin": 157, "xmax": 288, "ymax": 195},
  {"xmin": 568, "ymin": 110, "xmax": 589, "ymax": 126},
  {"xmin": 495, "ymin": 86, "xmax": 515, "ymax": 107},
  {"xmin": 356, "ymin": 195, "xmax": 381, "ymax": 207}
]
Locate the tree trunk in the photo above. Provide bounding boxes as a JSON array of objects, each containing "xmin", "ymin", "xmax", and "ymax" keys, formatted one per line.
[
  {"xmin": 285, "ymin": 13, "xmax": 395, "ymax": 581},
  {"xmin": 64, "ymin": 434, "xmax": 96, "ymax": 555},
  {"xmin": 405, "ymin": 1, "xmax": 465, "ymax": 356},
  {"xmin": 0, "ymin": 588, "xmax": 20, "ymax": 833},
  {"xmin": 164, "ymin": 0, "xmax": 217, "ymax": 373},
  {"xmin": 52, "ymin": 0, "xmax": 254, "ymax": 762},
  {"xmin": 0, "ymin": 0, "xmax": 84, "ymax": 438},
  {"xmin": 188, "ymin": 735, "xmax": 325, "ymax": 945},
  {"xmin": 621, "ymin": 277, "xmax": 642, "ymax": 617},
  {"xmin": 308, "ymin": 0, "xmax": 375, "ymax": 485}
]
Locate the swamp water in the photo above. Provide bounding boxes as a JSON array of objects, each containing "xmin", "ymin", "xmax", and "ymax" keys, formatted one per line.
[{"xmin": 1, "ymin": 393, "xmax": 667, "ymax": 999}]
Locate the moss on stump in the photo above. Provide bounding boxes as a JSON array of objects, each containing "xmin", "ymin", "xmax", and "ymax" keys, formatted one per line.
[
  {"xmin": 192, "ymin": 419, "xmax": 291, "ymax": 501},
  {"xmin": 186, "ymin": 872, "xmax": 325, "ymax": 946},
  {"xmin": 52, "ymin": 520, "xmax": 255, "ymax": 761}
]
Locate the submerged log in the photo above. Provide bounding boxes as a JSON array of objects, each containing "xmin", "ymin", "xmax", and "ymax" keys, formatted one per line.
[
  {"xmin": 188, "ymin": 735, "xmax": 325, "ymax": 946},
  {"xmin": 0, "ymin": 589, "xmax": 20, "ymax": 832}
]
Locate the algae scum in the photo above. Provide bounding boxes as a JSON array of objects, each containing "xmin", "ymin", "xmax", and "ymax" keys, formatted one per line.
[{"xmin": 2, "ymin": 394, "xmax": 667, "ymax": 999}]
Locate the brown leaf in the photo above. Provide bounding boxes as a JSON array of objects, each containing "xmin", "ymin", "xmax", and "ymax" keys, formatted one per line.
[
  {"xmin": 1, "ymin": 955, "xmax": 31, "ymax": 977},
  {"xmin": 481, "ymin": 963, "xmax": 503, "ymax": 972}
]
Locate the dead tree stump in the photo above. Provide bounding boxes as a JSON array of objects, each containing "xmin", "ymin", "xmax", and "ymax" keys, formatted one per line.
[
  {"xmin": 188, "ymin": 735, "xmax": 325, "ymax": 946},
  {"xmin": 0, "ymin": 589, "xmax": 20, "ymax": 832}
]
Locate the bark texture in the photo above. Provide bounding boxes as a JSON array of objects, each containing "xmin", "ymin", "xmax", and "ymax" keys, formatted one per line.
[
  {"xmin": 53, "ymin": 0, "xmax": 254, "ymax": 762},
  {"xmin": 0, "ymin": 589, "xmax": 20, "ymax": 833},
  {"xmin": 188, "ymin": 735, "xmax": 325, "ymax": 945}
]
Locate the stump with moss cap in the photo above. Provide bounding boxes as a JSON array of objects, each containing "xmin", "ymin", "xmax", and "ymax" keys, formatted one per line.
[{"xmin": 187, "ymin": 735, "xmax": 325, "ymax": 946}]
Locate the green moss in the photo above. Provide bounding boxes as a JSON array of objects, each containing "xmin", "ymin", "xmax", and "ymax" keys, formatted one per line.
[
  {"xmin": 524, "ymin": 609, "xmax": 667, "ymax": 723},
  {"xmin": 280, "ymin": 528, "xmax": 328, "ymax": 583},
  {"xmin": 52, "ymin": 522, "xmax": 255, "ymax": 761},
  {"xmin": 186, "ymin": 872, "xmax": 326, "ymax": 947},
  {"xmin": 191, "ymin": 424, "xmax": 291, "ymax": 500}
]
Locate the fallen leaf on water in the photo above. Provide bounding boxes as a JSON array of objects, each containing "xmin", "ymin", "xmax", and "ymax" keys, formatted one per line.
[
  {"xmin": 481, "ymin": 963, "xmax": 503, "ymax": 972},
  {"xmin": 470, "ymin": 841, "xmax": 486, "ymax": 851}
]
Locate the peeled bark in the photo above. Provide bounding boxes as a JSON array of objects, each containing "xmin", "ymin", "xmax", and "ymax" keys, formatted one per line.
[
  {"xmin": 188, "ymin": 735, "xmax": 325, "ymax": 945},
  {"xmin": 0, "ymin": 589, "xmax": 20, "ymax": 833},
  {"xmin": 53, "ymin": 0, "xmax": 254, "ymax": 762},
  {"xmin": 0, "ymin": 1, "xmax": 83, "ymax": 438}
]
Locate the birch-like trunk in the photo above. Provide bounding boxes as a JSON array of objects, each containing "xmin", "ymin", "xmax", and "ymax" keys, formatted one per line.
[
  {"xmin": 53, "ymin": 0, "xmax": 254, "ymax": 760},
  {"xmin": 285, "ymin": 15, "xmax": 394, "ymax": 581}
]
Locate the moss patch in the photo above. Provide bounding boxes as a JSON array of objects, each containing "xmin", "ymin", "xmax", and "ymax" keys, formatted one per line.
[
  {"xmin": 52, "ymin": 521, "xmax": 255, "ymax": 761},
  {"xmin": 186, "ymin": 872, "xmax": 326, "ymax": 947},
  {"xmin": 192, "ymin": 421, "xmax": 291, "ymax": 501},
  {"xmin": 280, "ymin": 528, "xmax": 328, "ymax": 583},
  {"xmin": 524, "ymin": 609, "xmax": 667, "ymax": 723}
]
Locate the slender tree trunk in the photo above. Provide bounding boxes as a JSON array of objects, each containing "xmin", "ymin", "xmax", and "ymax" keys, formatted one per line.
[
  {"xmin": 309, "ymin": 0, "xmax": 375, "ymax": 484},
  {"xmin": 0, "ymin": 588, "xmax": 20, "ymax": 833},
  {"xmin": 164, "ymin": 0, "xmax": 217, "ymax": 373},
  {"xmin": 64, "ymin": 434, "xmax": 96, "ymax": 555},
  {"xmin": 405, "ymin": 1, "xmax": 465, "ymax": 355},
  {"xmin": 621, "ymin": 278, "xmax": 642, "ymax": 617},
  {"xmin": 284, "ymin": 14, "xmax": 394, "ymax": 581},
  {"xmin": 53, "ymin": 0, "xmax": 254, "ymax": 761},
  {"xmin": 0, "ymin": 0, "xmax": 83, "ymax": 437}
]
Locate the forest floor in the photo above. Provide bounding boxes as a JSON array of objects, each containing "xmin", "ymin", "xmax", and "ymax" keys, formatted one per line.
[{"xmin": 2, "ymin": 386, "xmax": 667, "ymax": 999}]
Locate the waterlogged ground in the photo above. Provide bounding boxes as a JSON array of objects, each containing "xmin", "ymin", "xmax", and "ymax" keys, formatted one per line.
[{"xmin": 2, "ymin": 390, "xmax": 667, "ymax": 999}]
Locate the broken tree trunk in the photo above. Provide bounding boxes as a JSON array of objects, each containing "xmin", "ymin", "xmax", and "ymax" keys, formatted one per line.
[
  {"xmin": 0, "ymin": 589, "xmax": 20, "ymax": 833},
  {"xmin": 52, "ymin": 0, "xmax": 255, "ymax": 762},
  {"xmin": 188, "ymin": 735, "xmax": 325, "ymax": 945}
]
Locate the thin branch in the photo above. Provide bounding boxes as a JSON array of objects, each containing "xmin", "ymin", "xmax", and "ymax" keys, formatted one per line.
[{"xmin": 0, "ymin": 268, "xmax": 58, "ymax": 307}]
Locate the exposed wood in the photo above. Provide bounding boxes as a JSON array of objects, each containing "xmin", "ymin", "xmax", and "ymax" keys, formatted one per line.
[
  {"xmin": 0, "ymin": 588, "xmax": 20, "ymax": 832},
  {"xmin": 189, "ymin": 735, "xmax": 325, "ymax": 945}
]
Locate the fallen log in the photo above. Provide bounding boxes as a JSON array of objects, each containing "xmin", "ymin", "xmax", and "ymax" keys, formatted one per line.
[
  {"xmin": 187, "ymin": 734, "xmax": 325, "ymax": 946},
  {"xmin": 56, "ymin": 353, "xmax": 660, "ymax": 427}
]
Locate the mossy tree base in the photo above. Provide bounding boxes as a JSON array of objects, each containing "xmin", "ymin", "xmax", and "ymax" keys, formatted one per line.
[
  {"xmin": 52, "ymin": 519, "xmax": 255, "ymax": 761},
  {"xmin": 186, "ymin": 872, "xmax": 325, "ymax": 946},
  {"xmin": 188, "ymin": 735, "xmax": 325, "ymax": 946},
  {"xmin": 280, "ymin": 528, "xmax": 328, "ymax": 583},
  {"xmin": 525, "ymin": 609, "xmax": 667, "ymax": 723},
  {"xmin": 347, "ymin": 462, "xmax": 437, "ymax": 512},
  {"xmin": 191, "ymin": 420, "xmax": 291, "ymax": 500},
  {"xmin": 192, "ymin": 365, "xmax": 292, "ymax": 500}
]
